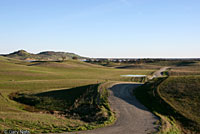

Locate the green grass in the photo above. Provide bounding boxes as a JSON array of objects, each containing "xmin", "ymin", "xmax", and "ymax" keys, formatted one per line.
[
  {"xmin": 0, "ymin": 56, "xmax": 153, "ymax": 133},
  {"xmin": 1, "ymin": 56, "xmax": 200, "ymax": 133},
  {"xmin": 0, "ymin": 58, "xmax": 153, "ymax": 82},
  {"xmin": 135, "ymin": 76, "xmax": 200, "ymax": 134},
  {"xmin": 10, "ymin": 85, "xmax": 99, "ymax": 112},
  {"xmin": 9, "ymin": 84, "xmax": 115, "ymax": 131},
  {"xmin": 159, "ymin": 76, "xmax": 200, "ymax": 133},
  {"xmin": 134, "ymin": 78, "xmax": 182, "ymax": 134}
]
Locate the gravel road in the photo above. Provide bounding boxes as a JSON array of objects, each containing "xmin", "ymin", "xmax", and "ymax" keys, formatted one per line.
[
  {"xmin": 70, "ymin": 83, "xmax": 159, "ymax": 134},
  {"xmin": 152, "ymin": 67, "xmax": 169, "ymax": 78}
]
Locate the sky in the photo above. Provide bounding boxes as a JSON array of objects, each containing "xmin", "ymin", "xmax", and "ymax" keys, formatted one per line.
[{"xmin": 0, "ymin": 0, "xmax": 200, "ymax": 58}]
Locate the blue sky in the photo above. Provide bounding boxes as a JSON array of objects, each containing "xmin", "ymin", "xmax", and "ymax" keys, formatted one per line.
[{"xmin": 0, "ymin": 0, "xmax": 200, "ymax": 58}]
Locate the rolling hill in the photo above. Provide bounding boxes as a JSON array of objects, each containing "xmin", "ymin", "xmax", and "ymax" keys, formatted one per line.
[
  {"xmin": 1, "ymin": 50, "xmax": 85, "ymax": 61},
  {"xmin": 0, "ymin": 55, "xmax": 155, "ymax": 133}
]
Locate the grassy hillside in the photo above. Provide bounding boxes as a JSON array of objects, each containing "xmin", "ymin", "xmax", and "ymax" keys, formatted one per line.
[
  {"xmin": 135, "ymin": 76, "xmax": 200, "ymax": 134},
  {"xmin": 159, "ymin": 76, "xmax": 200, "ymax": 133},
  {"xmin": 0, "ymin": 56, "xmax": 155, "ymax": 133}
]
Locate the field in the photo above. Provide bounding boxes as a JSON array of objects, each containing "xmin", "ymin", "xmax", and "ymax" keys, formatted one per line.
[
  {"xmin": 0, "ymin": 56, "xmax": 155, "ymax": 133},
  {"xmin": 1, "ymin": 55, "xmax": 200, "ymax": 133},
  {"xmin": 169, "ymin": 63, "xmax": 200, "ymax": 76}
]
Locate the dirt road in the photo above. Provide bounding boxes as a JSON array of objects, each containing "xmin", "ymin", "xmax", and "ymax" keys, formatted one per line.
[
  {"xmin": 70, "ymin": 83, "xmax": 159, "ymax": 134},
  {"xmin": 151, "ymin": 67, "xmax": 169, "ymax": 79}
]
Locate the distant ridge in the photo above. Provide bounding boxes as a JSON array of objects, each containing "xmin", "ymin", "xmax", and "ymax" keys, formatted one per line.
[{"xmin": 2, "ymin": 50, "xmax": 85, "ymax": 61}]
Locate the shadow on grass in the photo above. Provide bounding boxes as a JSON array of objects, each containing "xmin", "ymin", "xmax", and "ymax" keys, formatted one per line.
[
  {"xmin": 176, "ymin": 61, "xmax": 196, "ymax": 67},
  {"xmin": 27, "ymin": 60, "xmax": 63, "ymax": 66},
  {"xmin": 10, "ymin": 84, "xmax": 111, "ymax": 123}
]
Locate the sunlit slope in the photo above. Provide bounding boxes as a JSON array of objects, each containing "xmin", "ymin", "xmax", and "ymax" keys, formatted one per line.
[
  {"xmin": 159, "ymin": 76, "xmax": 200, "ymax": 132},
  {"xmin": 0, "ymin": 56, "xmax": 154, "ymax": 82},
  {"xmin": 0, "ymin": 56, "xmax": 156, "ymax": 133}
]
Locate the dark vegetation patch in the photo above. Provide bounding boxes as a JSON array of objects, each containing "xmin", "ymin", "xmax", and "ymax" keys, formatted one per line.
[
  {"xmin": 149, "ymin": 60, "xmax": 197, "ymax": 67},
  {"xmin": 27, "ymin": 60, "xmax": 63, "ymax": 66},
  {"xmin": 134, "ymin": 77, "xmax": 200, "ymax": 134},
  {"xmin": 87, "ymin": 59, "xmax": 200, "ymax": 68},
  {"xmin": 175, "ymin": 61, "xmax": 197, "ymax": 66},
  {"xmin": 10, "ymin": 84, "xmax": 112, "ymax": 124},
  {"xmin": 115, "ymin": 64, "xmax": 161, "ymax": 70}
]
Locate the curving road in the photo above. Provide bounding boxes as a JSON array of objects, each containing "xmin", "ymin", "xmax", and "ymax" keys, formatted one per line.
[
  {"xmin": 70, "ymin": 83, "xmax": 159, "ymax": 134},
  {"xmin": 151, "ymin": 67, "xmax": 169, "ymax": 79}
]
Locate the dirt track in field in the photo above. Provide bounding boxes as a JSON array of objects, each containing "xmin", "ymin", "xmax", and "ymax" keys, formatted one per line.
[{"xmin": 70, "ymin": 83, "xmax": 159, "ymax": 134}]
